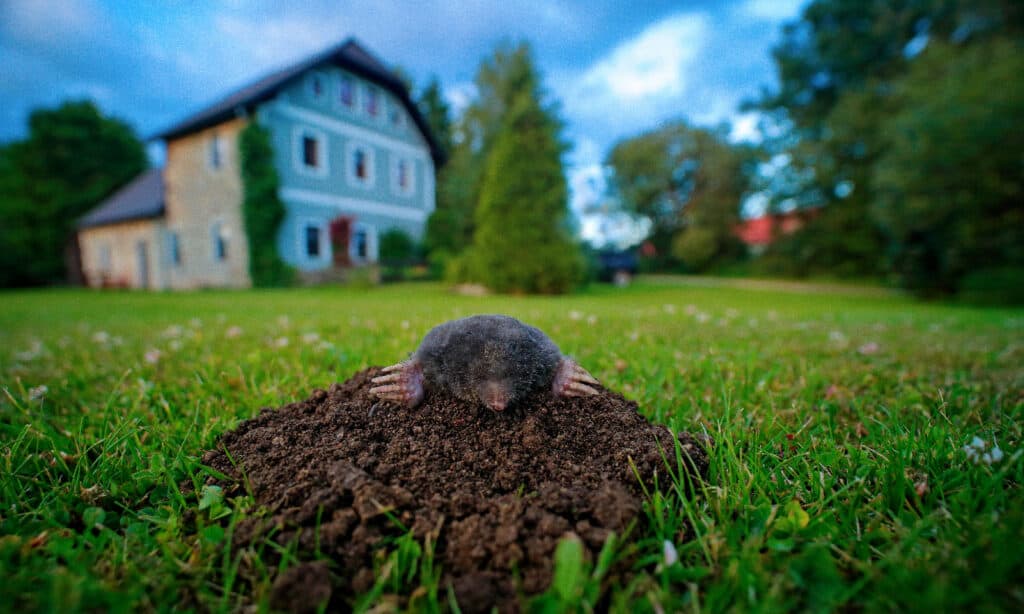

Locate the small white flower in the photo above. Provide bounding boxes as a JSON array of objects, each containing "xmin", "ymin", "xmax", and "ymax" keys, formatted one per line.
[
  {"xmin": 586, "ymin": 314, "xmax": 598, "ymax": 325},
  {"xmin": 662, "ymin": 304, "xmax": 677, "ymax": 315},
  {"xmin": 15, "ymin": 340, "xmax": 45, "ymax": 362},
  {"xmin": 400, "ymin": 320, "xmax": 410, "ymax": 330},
  {"xmin": 662, "ymin": 540, "xmax": 679, "ymax": 567},
  {"xmin": 684, "ymin": 304, "xmax": 698, "ymax": 315},
  {"xmin": 858, "ymin": 342, "xmax": 880, "ymax": 355},
  {"xmin": 162, "ymin": 325, "xmax": 183, "ymax": 339},
  {"xmin": 273, "ymin": 337, "xmax": 289, "ymax": 348},
  {"xmin": 168, "ymin": 340, "xmax": 182, "ymax": 351},
  {"xmin": 28, "ymin": 385, "xmax": 48, "ymax": 402},
  {"xmin": 568, "ymin": 310, "xmax": 583, "ymax": 321},
  {"xmin": 277, "ymin": 315, "xmax": 291, "ymax": 329},
  {"xmin": 725, "ymin": 308, "xmax": 739, "ymax": 319},
  {"xmin": 695, "ymin": 312, "xmax": 710, "ymax": 324},
  {"xmin": 189, "ymin": 318, "xmax": 202, "ymax": 328},
  {"xmin": 829, "ymin": 331, "xmax": 847, "ymax": 343},
  {"xmin": 301, "ymin": 332, "xmax": 321, "ymax": 345},
  {"xmin": 144, "ymin": 349, "xmax": 162, "ymax": 364},
  {"xmin": 965, "ymin": 436, "xmax": 1006, "ymax": 465},
  {"xmin": 92, "ymin": 331, "xmax": 110, "ymax": 344},
  {"xmin": 225, "ymin": 326, "xmax": 243, "ymax": 339}
]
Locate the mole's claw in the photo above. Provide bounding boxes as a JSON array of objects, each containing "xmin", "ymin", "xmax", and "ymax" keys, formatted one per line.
[
  {"xmin": 370, "ymin": 361, "xmax": 425, "ymax": 409},
  {"xmin": 564, "ymin": 381, "xmax": 599, "ymax": 396},
  {"xmin": 553, "ymin": 357, "xmax": 601, "ymax": 398}
]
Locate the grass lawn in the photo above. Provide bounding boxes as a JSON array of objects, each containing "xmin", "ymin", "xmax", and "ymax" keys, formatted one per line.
[{"xmin": 1, "ymin": 279, "xmax": 1022, "ymax": 612}]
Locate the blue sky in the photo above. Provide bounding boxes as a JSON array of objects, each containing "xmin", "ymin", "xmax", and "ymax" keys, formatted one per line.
[{"xmin": 0, "ymin": 0, "xmax": 805, "ymax": 232}]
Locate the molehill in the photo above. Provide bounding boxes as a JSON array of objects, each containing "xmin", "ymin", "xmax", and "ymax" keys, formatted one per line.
[{"xmin": 200, "ymin": 367, "xmax": 709, "ymax": 612}]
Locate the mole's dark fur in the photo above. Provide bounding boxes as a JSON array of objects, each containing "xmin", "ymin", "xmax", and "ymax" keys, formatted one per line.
[{"xmin": 370, "ymin": 315, "xmax": 600, "ymax": 412}]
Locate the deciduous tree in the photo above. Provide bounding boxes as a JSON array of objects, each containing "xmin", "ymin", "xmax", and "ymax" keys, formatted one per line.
[{"xmin": 0, "ymin": 100, "xmax": 146, "ymax": 286}]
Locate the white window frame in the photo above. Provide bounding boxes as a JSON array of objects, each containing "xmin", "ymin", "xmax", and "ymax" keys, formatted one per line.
[
  {"xmin": 345, "ymin": 140, "xmax": 375, "ymax": 189},
  {"xmin": 389, "ymin": 154, "xmax": 415, "ymax": 197},
  {"xmin": 338, "ymin": 73, "xmax": 358, "ymax": 111},
  {"xmin": 168, "ymin": 230, "xmax": 182, "ymax": 267},
  {"xmin": 211, "ymin": 219, "xmax": 230, "ymax": 263},
  {"xmin": 292, "ymin": 126, "xmax": 329, "ymax": 178},
  {"xmin": 349, "ymin": 222, "xmax": 377, "ymax": 263},
  {"xmin": 388, "ymin": 99, "xmax": 406, "ymax": 129},
  {"xmin": 363, "ymin": 84, "xmax": 382, "ymax": 121},
  {"xmin": 207, "ymin": 132, "xmax": 226, "ymax": 171},
  {"xmin": 98, "ymin": 244, "xmax": 112, "ymax": 273},
  {"xmin": 307, "ymin": 71, "xmax": 327, "ymax": 101},
  {"xmin": 296, "ymin": 217, "xmax": 330, "ymax": 264}
]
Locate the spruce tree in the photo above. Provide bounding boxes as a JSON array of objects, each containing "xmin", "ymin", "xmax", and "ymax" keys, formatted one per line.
[{"xmin": 465, "ymin": 54, "xmax": 583, "ymax": 294}]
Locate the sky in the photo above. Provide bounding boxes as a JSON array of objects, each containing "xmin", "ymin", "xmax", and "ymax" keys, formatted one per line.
[{"xmin": 0, "ymin": 0, "xmax": 806, "ymax": 240}]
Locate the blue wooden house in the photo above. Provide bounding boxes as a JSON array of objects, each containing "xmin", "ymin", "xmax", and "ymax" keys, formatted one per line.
[{"xmin": 78, "ymin": 38, "xmax": 442, "ymax": 289}]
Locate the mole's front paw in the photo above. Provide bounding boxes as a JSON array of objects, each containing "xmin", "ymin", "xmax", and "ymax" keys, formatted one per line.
[
  {"xmin": 552, "ymin": 357, "xmax": 600, "ymax": 398},
  {"xmin": 370, "ymin": 361, "xmax": 425, "ymax": 408}
]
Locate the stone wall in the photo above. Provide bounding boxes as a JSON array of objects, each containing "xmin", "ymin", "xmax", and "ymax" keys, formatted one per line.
[
  {"xmin": 164, "ymin": 117, "xmax": 252, "ymax": 289},
  {"xmin": 79, "ymin": 219, "xmax": 164, "ymax": 289}
]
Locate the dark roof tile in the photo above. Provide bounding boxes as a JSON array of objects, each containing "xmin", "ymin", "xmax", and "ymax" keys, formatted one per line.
[
  {"xmin": 151, "ymin": 38, "xmax": 444, "ymax": 164},
  {"xmin": 78, "ymin": 169, "xmax": 164, "ymax": 228}
]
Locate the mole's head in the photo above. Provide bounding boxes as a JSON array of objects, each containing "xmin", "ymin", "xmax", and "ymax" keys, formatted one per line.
[{"xmin": 478, "ymin": 379, "xmax": 513, "ymax": 412}]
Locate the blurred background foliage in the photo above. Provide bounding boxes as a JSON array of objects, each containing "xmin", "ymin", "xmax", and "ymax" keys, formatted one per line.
[{"xmin": 0, "ymin": 0, "xmax": 1021, "ymax": 301}]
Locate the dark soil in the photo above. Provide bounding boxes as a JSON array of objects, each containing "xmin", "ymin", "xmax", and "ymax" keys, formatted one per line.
[{"xmin": 201, "ymin": 368, "xmax": 709, "ymax": 613}]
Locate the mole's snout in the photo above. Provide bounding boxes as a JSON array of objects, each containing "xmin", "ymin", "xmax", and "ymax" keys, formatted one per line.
[{"xmin": 482, "ymin": 381, "xmax": 510, "ymax": 412}]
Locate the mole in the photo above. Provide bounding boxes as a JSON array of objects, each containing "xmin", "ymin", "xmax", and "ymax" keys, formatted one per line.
[{"xmin": 370, "ymin": 314, "xmax": 600, "ymax": 412}]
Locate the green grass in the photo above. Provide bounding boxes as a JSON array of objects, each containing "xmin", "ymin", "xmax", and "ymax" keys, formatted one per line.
[{"xmin": 1, "ymin": 279, "xmax": 1021, "ymax": 612}]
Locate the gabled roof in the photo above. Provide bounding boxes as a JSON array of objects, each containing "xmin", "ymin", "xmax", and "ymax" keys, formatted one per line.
[
  {"xmin": 78, "ymin": 169, "xmax": 164, "ymax": 228},
  {"xmin": 151, "ymin": 38, "xmax": 445, "ymax": 165}
]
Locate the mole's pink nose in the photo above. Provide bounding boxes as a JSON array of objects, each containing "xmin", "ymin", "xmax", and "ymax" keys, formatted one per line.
[{"xmin": 483, "ymin": 382, "xmax": 509, "ymax": 412}]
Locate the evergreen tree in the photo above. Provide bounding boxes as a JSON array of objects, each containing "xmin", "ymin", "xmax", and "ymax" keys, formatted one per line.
[
  {"xmin": 464, "ymin": 46, "xmax": 583, "ymax": 294},
  {"xmin": 416, "ymin": 77, "xmax": 453, "ymax": 164},
  {"xmin": 0, "ymin": 100, "xmax": 147, "ymax": 286},
  {"xmin": 239, "ymin": 122, "xmax": 292, "ymax": 287},
  {"xmin": 425, "ymin": 44, "xmax": 540, "ymax": 272}
]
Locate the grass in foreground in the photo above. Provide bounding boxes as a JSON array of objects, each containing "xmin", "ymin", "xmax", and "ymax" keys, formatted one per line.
[{"xmin": 1, "ymin": 279, "xmax": 1022, "ymax": 612}]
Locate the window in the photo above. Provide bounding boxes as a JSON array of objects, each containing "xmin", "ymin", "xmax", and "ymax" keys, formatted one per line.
[
  {"xmin": 339, "ymin": 75, "xmax": 355, "ymax": 108},
  {"xmin": 208, "ymin": 133, "xmax": 222, "ymax": 169},
  {"xmin": 305, "ymin": 224, "xmax": 321, "ymax": 258},
  {"xmin": 293, "ymin": 127, "xmax": 328, "ymax": 177},
  {"xmin": 302, "ymin": 135, "xmax": 319, "ymax": 168},
  {"xmin": 365, "ymin": 86, "xmax": 380, "ymax": 117},
  {"xmin": 352, "ymin": 227, "xmax": 368, "ymax": 261},
  {"xmin": 390, "ymin": 156, "xmax": 415, "ymax": 196},
  {"xmin": 99, "ymin": 245, "xmax": 112, "ymax": 272},
  {"xmin": 169, "ymin": 232, "xmax": 181, "ymax": 266},
  {"xmin": 309, "ymin": 73, "xmax": 325, "ymax": 99},
  {"xmin": 354, "ymin": 149, "xmax": 367, "ymax": 179},
  {"xmin": 211, "ymin": 221, "xmax": 228, "ymax": 262},
  {"xmin": 389, "ymin": 102, "xmax": 404, "ymax": 128},
  {"xmin": 345, "ymin": 142, "xmax": 374, "ymax": 187}
]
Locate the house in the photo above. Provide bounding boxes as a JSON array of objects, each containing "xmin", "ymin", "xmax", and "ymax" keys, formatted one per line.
[
  {"xmin": 734, "ymin": 208, "xmax": 819, "ymax": 255},
  {"xmin": 78, "ymin": 38, "xmax": 442, "ymax": 289}
]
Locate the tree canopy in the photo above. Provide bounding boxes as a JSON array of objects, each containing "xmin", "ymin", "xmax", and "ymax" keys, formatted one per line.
[
  {"xmin": 0, "ymin": 100, "xmax": 148, "ymax": 287},
  {"xmin": 756, "ymin": 0, "xmax": 1024, "ymax": 294},
  {"xmin": 606, "ymin": 122, "xmax": 755, "ymax": 271}
]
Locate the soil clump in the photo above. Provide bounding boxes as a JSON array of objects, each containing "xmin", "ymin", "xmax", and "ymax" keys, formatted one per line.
[{"xmin": 201, "ymin": 368, "xmax": 709, "ymax": 612}]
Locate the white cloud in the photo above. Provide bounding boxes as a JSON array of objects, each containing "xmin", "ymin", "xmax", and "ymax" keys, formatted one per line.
[
  {"xmin": 0, "ymin": 0, "xmax": 101, "ymax": 46},
  {"xmin": 575, "ymin": 13, "xmax": 709, "ymax": 103},
  {"xmin": 738, "ymin": 0, "xmax": 806, "ymax": 21},
  {"xmin": 444, "ymin": 81, "xmax": 477, "ymax": 117}
]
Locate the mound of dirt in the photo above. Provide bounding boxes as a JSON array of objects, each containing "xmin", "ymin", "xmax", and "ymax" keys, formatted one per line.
[{"xmin": 201, "ymin": 368, "xmax": 709, "ymax": 613}]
